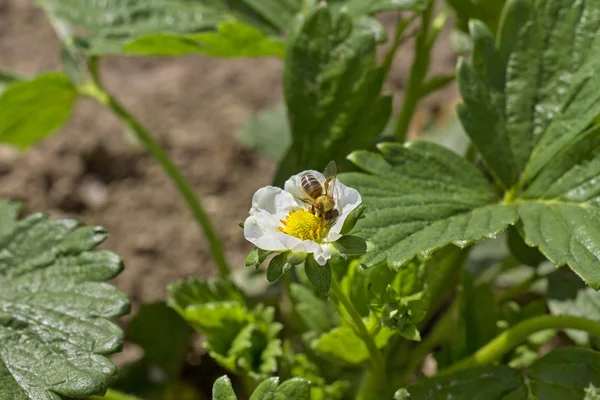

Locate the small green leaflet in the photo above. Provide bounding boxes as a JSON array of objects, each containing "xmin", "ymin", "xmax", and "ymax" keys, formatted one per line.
[
  {"xmin": 168, "ymin": 278, "xmax": 282, "ymax": 380},
  {"xmin": 212, "ymin": 375, "xmax": 312, "ymax": 400},
  {"xmin": 0, "ymin": 73, "xmax": 77, "ymax": 149},
  {"xmin": 0, "ymin": 202, "xmax": 129, "ymax": 400},
  {"xmin": 398, "ymin": 348, "xmax": 600, "ymax": 400},
  {"xmin": 237, "ymin": 104, "xmax": 292, "ymax": 163},
  {"xmin": 312, "ymin": 324, "xmax": 395, "ymax": 365}
]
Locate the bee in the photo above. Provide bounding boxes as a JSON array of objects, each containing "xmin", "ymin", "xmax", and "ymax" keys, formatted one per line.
[{"xmin": 293, "ymin": 161, "xmax": 339, "ymax": 223}]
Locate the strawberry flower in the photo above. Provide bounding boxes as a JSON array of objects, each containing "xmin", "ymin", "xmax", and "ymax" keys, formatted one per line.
[{"xmin": 244, "ymin": 169, "xmax": 362, "ymax": 266}]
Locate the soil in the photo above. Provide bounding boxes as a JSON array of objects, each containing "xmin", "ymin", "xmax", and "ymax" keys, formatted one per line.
[{"xmin": 0, "ymin": 0, "xmax": 459, "ymax": 325}]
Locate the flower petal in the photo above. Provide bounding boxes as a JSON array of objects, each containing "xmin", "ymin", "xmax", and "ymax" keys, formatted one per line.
[
  {"xmin": 250, "ymin": 186, "xmax": 299, "ymax": 220},
  {"xmin": 314, "ymin": 244, "xmax": 332, "ymax": 266},
  {"xmin": 325, "ymin": 181, "xmax": 362, "ymax": 242}
]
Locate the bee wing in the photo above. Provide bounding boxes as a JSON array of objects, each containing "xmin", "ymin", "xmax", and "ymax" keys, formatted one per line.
[
  {"xmin": 287, "ymin": 183, "xmax": 314, "ymax": 206},
  {"xmin": 323, "ymin": 160, "xmax": 337, "ymax": 198}
]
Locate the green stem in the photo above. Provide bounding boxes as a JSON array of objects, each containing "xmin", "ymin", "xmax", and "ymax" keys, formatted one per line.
[
  {"xmin": 329, "ymin": 276, "xmax": 385, "ymax": 385},
  {"xmin": 81, "ymin": 59, "xmax": 231, "ymax": 279},
  {"xmin": 382, "ymin": 15, "xmax": 417, "ymax": 80},
  {"xmin": 394, "ymin": 1, "xmax": 438, "ymax": 142},
  {"xmin": 89, "ymin": 389, "xmax": 141, "ymax": 400},
  {"xmin": 441, "ymin": 315, "xmax": 600, "ymax": 375}
]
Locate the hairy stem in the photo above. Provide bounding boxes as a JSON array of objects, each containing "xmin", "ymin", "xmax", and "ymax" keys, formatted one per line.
[
  {"xmin": 81, "ymin": 58, "xmax": 231, "ymax": 279},
  {"xmin": 90, "ymin": 389, "xmax": 141, "ymax": 400},
  {"xmin": 329, "ymin": 275, "xmax": 386, "ymax": 394},
  {"xmin": 441, "ymin": 315, "xmax": 600, "ymax": 375}
]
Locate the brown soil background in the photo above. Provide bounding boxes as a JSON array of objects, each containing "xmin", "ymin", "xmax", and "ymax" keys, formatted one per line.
[{"xmin": 0, "ymin": 1, "xmax": 458, "ymax": 309}]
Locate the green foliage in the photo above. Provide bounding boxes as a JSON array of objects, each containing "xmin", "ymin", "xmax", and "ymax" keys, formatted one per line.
[
  {"xmin": 275, "ymin": 4, "xmax": 392, "ymax": 185},
  {"xmin": 212, "ymin": 374, "xmax": 311, "ymax": 400},
  {"xmin": 0, "ymin": 201, "xmax": 129, "ymax": 400},
  {"xmin": 445, "ymin": 0, "xmax": 506, "ymax": 33},
  {"xmin": 168, "ymin": 278, "xmax": 282, "ymax": 380},
  {"xmin": 343, "ymin": 0, "xmax": 600, "ymax": 290},
  {"xmin": 35, "ymin": 0, "xmax": 290, "ymax": 54},
  {"xmin": 290, "ymin": 283, "xmax": 340, "ymax": 333},
  {"xmin": 305, "ymin": 256, "xmax": 332, "ymax": 294},
  {"xmin": 311, "ymin": 323, "xmax": 395, "ymax": 365},
  {"xmin": 400, "ymin": 348, "xmax": 600, "ymax": 399},
  {"xmin": 124, "ymin": 21, "xmax": 285, "ymax": 57},
  {"xmin": 0, "ymin": 73, "xmax": 78, "ymax": 149},
  {"xmin": 341, "ymin": 141, "xmax": 517, "ymax": 269}
]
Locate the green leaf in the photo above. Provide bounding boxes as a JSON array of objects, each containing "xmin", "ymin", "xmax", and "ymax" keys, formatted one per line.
[
  {"xmin": 548, "ymin": 268, "xmax": 600, "ymax": 346},
  {"xmin": 402, "ymin": 348, "xmax": 600, "ymax": 399},
  {"xmin": 305, "ymin": 257, "xmax": 332, "ymax": 294},
  {"xmin": 35, "ymin": 0, "xmax": 291, "ymax": 54},
  {"xmin": 124, "ymin": 21, "xmax": 285, "ymax": 58},
  {"xmin": 446, "ymin": 0, "xmax": 507, "ymax": 33},
  {"xmin": 516, "ymin": 126, "xmax": 600, "ymax": 288},
  {"xmin": 290, "ymin": 283, "xmax": 340, "ymax": 333},
  {"xmin": 0, "ymin": 202, "xmax": 129, "ymax": 399},
  {"xmin": 168, "ymin": 277, "xmax": 247, "ymax": 315},
  {"xmin": 331, "ymin": 235, "xmax": 369, "ymax": 258},
  {"xmin": 127, "ymin": 302, "xmax": 193, "ymax": 380},
  {"xmin": 213, "ymin": 376, "xmax": 238, "ymax": 400},
  {"xmin": 267, "ymin": 252, "xmax": 305, "ymax": 283},
  {"xmin": 506, "ymin": 225, "xmax": 545, "ymax": 267},
  {"xmin": 342, "ymin": 141, "xmax": 518, "ymax": 269},
  {"xmin": 312, "ymin": 324, "xmax": 395, "ymax": 364},
  {"xmin": 0, "ymin": 73, "xmax": 78, "ymax": 149},
  {"xmin": 246, "ymin": 247, "xmax": 273, "ymax": 270},
  {"xmin": 237, "ymin": 104, "xmax": 291, "ymax": 163},
  {"xmin": 458, "ymin": 0, "xmax": 600, "ymax": 188},
  {"xmin": 341, "ymin": 0, "xmax": 427, "ymax": 15},
  {"xmin": 168, "ymin": 278, "xmax": 282, "ymax": 380},
  {"xmin": 249, "ymin": 377, "xmax": 311, "ymax": 400},
  {"xmin": 0, "ymin": 200, "xmax": 22, "ymax": 238},
  {"xmin": 398, "ymin": 365, "xmax": 525, "ymax": 399},
  {"xmin": 276, "ymin": 4, "xmax": 392, "ymax": 185},
  {"xmin": 340, "ymin": 204, "xmax": 366, "ymax": 235}
]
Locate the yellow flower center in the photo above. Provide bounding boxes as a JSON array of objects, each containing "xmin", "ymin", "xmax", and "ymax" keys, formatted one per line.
[{"xmin": 278, "ymin": 209, "xmax": 328, "ymax": 242}]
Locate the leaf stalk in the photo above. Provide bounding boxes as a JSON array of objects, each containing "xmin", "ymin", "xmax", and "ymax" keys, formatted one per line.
[
  {"xmin": 440, "ymin": 315, "xmax": 600, "ymax": 374},
  {"xmin": 81, "ymin": 58, "xmax": 231, "ymax": 280}
]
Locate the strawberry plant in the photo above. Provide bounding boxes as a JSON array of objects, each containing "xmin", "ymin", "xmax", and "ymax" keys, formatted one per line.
[{"xmin": 2, "ymin": 0, "xmax": 600, "ymax": 399}]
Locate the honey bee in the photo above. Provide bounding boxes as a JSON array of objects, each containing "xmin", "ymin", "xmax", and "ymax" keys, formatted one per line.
[{"xmin": 292, "ymin": 161, "xmax": 339, "ymax": 223}]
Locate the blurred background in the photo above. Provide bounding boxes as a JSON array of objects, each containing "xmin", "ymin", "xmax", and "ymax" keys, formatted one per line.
[{"xmin": 0, "ymin": 0, "xmax": 459, "ymax": 311}]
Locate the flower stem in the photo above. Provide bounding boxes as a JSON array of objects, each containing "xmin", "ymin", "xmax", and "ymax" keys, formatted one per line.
[
  {"xmin": 81, "ymin": 58, "xmax": 231, "ymax": 280},
  {"xmin": 329, "ymin": 276, "xmax": 386, "ymax": 397},
  {"xmin": 440, "ymin": 315, "xmax": 600, "ymax": 375},
  {"xmin": 89, "ymin": 389, "xmax": 141, "ymax": 400}
]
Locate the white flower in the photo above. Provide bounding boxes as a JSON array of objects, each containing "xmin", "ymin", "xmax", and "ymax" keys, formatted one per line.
[{"xmin": 244, "ymin": 169, "xmax": 362, "ymax": 266}]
